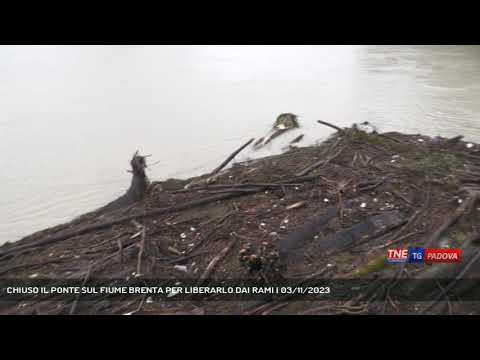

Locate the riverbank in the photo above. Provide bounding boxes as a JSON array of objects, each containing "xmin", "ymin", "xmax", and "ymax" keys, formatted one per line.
[{"xmin": 2, "ymin": 123, "xmax": 480, "ymax": 315}]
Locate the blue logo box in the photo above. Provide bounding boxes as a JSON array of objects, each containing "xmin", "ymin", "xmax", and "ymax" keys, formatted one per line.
[{"xmin": 408, "ymin": 247, "xmax": 425, "ymax": 264}]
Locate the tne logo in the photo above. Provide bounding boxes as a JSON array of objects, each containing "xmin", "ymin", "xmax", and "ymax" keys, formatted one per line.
[
  {"xmin": 386, "ymin": 248, "xmax": 461, "ymax": 264},
  {"xmin": 386, "ymin": 249, "xmax": 408, "ymax": 263}
]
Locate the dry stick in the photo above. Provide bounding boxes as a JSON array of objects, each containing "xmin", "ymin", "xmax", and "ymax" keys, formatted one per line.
[
  {"xmin": 261, "ymin": 302, "xmax": 289, "ymax": 315},
  {"xmin": 317, "ymin": 120, "xmax": 346, "ymax": 135},
  {"xmin": 390, "ymin": 189, "xmax": 412, "ymax": 205},
  {"xmin": 74, "ymin": 232, "xmax": 129, "ymax": 251},
  {"xmin": 374, "ymin": 231, "xmax": 420, "ymax": 250},
  {"xmin": 197, "ymin": 236, "xmax": 238, "ymax": 285},
  {"xmin": 420, "ymin": 248, "xmax": 480, "ymax": 315},
  {"xmin": 424, "ymin": 191, "xmax": 479, "ymax": 249},
  {"xmin": 296, "ymin": 144, "xmax": 345, "ymax": 177},
  {"xmin": 298, "ymin": 304, "xmax": 333, "ymax": 315},
  {"xmin": 175, "ymin": 182, "xmax": 302, "ymax": 192},
  {"xmin": 136, "ymin": 227, "xmax": 146, "ymax": 276},
  {"xmin": 127, "ymin": 294, "xmax": 147, "ymax": 315},
  {"xmin": 378, "ymin": 133, "xmax": 403, "ymax": 144},
  {"xmin": 68, "ymin": 242, "xmax": 138, "ymax": 279},
  {"xmin": 117, "ymin": 237, "xmax": 123, "ymax": 264},
  {"xmin": 163, "ymin": 250, "xmax": 212, "ymax": 265},
  {"xmin": 298, "ymin": 136, "xmax": 341, "ymax": 175},
  {"xmin": 212, "ymin": 138, "xmax": 255, "ymax": 174},
  {"xmin": 69, "ymin": 264, "xmax": 93, "ymax": 315},
  {"xmin": 290, "ymin": 134, "xmax": 304, "ymax": 144},
  {"xmin": 434, "ymin": 280, "xmax": 452, "ymax": 315}
]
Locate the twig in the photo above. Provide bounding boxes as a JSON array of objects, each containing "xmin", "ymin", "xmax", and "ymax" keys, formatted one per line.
[
  {"xmin": 69, "ymin": 264, "xmax": 93, "ymax": 315},
  {"xmin": 317, "ymin": 120, "xmax": 346, "ymax": 135},
  {"xmin": 295, "ymin": 145, "xmax": 345, "ymax": 177},
  {"xmin": 136, "ymin": 227, "xmax": 146, "ymax": 276},
  {"xmin": 261, "ymin": 302, "xmax": 289, "ymax": 315},
  {"xmin": 390, "ymin": 189, "xmax": 412, "ymax": 205},
  {"xmin": 212, "ymin": 138, "xmax": 255, "ymax": 174},
  {"xmin": 290, "ymin": 134, "xmax": 304, "ymax": 144},
  {"xmin": 117, "ymin": 237, "xmax": 123, "ymax": 264},
  {"xmin": 374, "ymin": 231, "xmax": 420, "ymax": 250},
  {"xmin": 378, "ymin": 133, "xmax": 403, "ymax": 144},
  {"xmin": 298, "ymin": 304, "xmax": 333, "ymax": 315},
  {"xmin": 424, "ymin": 190, "xmax": 479, "ymax": 248},
  {"xmin": 125, "ymin": 294, "xmax": 147, "ymax": 315},
  {"xmin": 197, "ymin": 236, "xmax": 238, "ymax": 285},
  {"xmin": 175, "ymin": 182, "xmax": 302, "ymax": 192}
]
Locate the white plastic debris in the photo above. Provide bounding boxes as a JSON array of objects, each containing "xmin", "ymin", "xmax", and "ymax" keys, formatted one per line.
[
  {"xmin": 373, "ymin": 198, "xmax": 378, "ymax": 203},
  {"xmin": 49, "ymin": 253, "xmax": 54, "ymax": 257},
  {"xmin": 294, "ymin": 186, "xmax": 300, "ymax": 190},
  {"xmin": 174, "ymin": 265, "xmax": 188, "ymax": 273},
  {"xmin": 270, "ymin": 232, "xmax": 278, "ymax": 236},
  {"xmin": 123, "ymin": 312, "xmax": 134, "ymax": 315},
  {"xmin": 466, "ymin": 143, "xmax": 474, "ymax": 149},
  {"xmin": 283, "ymin": 219, "xmax": 289, "ymax": 224},
  {"xmin": 130, "ymin": 230, "xmax": 143, "ymax": 239},
  {"xmin": 314, "ymin": 235, "xmax": 319, "ymax": 239},
  {"xmin": 439, "ymin": 238, "xmax": 450, "ymax": 248},
  {"xmin": 286, "ymin": 201, "xmax": 306, "ymax": 210},
  {"xmin": 167, "ymin": 289, "xmax": 181, "ymax": 298},
  {"xmin": 323, "ymin": 198, "xmax": 329, "ymax": 203},
  {"xmin": 190, "ymin": 227, "xmax": 196, "ymax": 232},
  {"xmin": 180, "ymin": 232, "xmax": 187, "ymax": 239},
  {"xmin": 360, "ymin": 203, "xmax": 367, "ymax": 208},
  {"xmin": 280, "ymin": 226, "xmax": 287, "ymax": 230},
  {"xmin": 146, "ymin": 296, "xmax": 154, "ymax": 304},
  {"xmin": 29, "ymin": 273, "xmax": 39, "ymax": 279},
  {"xmin": 327, "ymin": 263, "xmax": 334, "ymax": 267},
  {"xmin": 390, "ymin": 160, "xmax": 396, "ymax": 163},
  {"xmin": 418, "ymin": 138, "xmax": 424, "ymax": 142},
  {"xmin": 458, "ymin": 199, "xmax": 463, "ymax": 204},
  {"xmin": 392, "ymin": 155, "xmax": 400, "ymax": 159},
  {"xmin": 260, "ymin": 222, "xmax": 266, "ymax": 227},
  {"xmin": 273, "ymin": 204, "xmax": 278, "ymax": 208}
]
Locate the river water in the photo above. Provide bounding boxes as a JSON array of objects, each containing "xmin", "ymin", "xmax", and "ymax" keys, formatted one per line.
[{"xmin": 1, "ymin": 45, "xmax": 480, "ymax": 244}]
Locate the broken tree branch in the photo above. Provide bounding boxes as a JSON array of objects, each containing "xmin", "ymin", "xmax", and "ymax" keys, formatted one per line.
[
  {"xmin": 212, "ymin": 138, "xmax": 255, "ymax": 174},
  {"xmin": 317, "ymin": 120, "xmax": 346, "ymax": 135}
]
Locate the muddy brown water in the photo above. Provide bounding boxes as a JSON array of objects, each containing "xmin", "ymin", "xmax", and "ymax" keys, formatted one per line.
[{"xmin": 1, "ymin": 45, "xmax": 480, "ymax": 244}]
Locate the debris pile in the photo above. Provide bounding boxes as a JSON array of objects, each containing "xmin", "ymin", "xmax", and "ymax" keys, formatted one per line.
[{"xmin": 2, "ymin": 119, "xmax": 480, "ymax": 315}]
